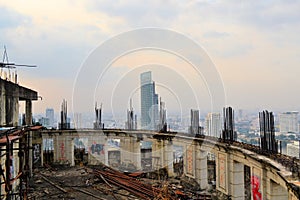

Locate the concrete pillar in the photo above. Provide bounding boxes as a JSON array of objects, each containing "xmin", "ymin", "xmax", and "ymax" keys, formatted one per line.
[
  {"xmin": 195, "ymin": 146, "xmax": 208, "ymax": 189},
  {"xmin": 120, "ymin": 138, "xmax": 128, "ymax": 165},
  {"xmin": 4, "ymin": 85, "xmax": 18, "ymax": 126},
  {"xmin": 66, "ymin": 136, "xmax": 75, "ymax": 166},
  {"xmin": 267, "ymin": 180, "xmax": 288, "ymax": 200},
  {"xmin": 0, "ymin": 81, "xmax": 5, "ymax": 126},
  {"xmin": 120, "ymin": 137, "xmax": 141, "ymax": 170},
  {"xmin": 51, "ymin": 134, "xmax": 74, "ymax": 165},
  {"xmin": 12, "ymin": 93, "xmax": 19, "ymax": 127},
  {"xmin": 230, "ymin": 161, "xmax": 244, "ymax": 200},
  {"xmin": 25, "ymin": 100, "xmax": 32, "ymax": 125},
  {"xmin": 55, "ymin": 135, "xmax": 67, "ymax": 163},
  {"xmin": 104, "ymin": 138, "xmax": 109, "ymax": 166},
  {"xmin": 152, "ymin": 140, "xmax": 163, "ymax": 170},
  {"xmin": 261, "ymin": 167, "xmax": 267, "ymax": 200},
  {"xmin": 87, "ymin": 134, "xmax": 106, "ymax": 165},
  {"xmin": 131, "ymin": 138, "xmax": 141, "ymax": 170},
  {"xmin": 216, "ymin": 152, "xmax": 228, "ymax": 194},
  {"xmin": 163, "ymin": 140, "xmax": 174, "ymax": 177},
  {"xmin": 184, "ymin": 143, "xmax": 195, "ymax": 176},
  {"xmin": 41, "ymin": 137, "xmax": 44, "ymax": 166},
  {"xmin": 159, "ymin": 140, "xmax": 164, "ymax": 169},
  {"xmin": 53, "ymin": 135, "xmax": 58, "ymax": 162}
]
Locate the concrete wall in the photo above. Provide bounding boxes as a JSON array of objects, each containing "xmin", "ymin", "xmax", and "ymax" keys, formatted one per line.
[
  {"xmin": 0, "ymin": 77, "xmax": 38, "ymax": 127},
  {"xmin": 39, "ymin": 129, "xmax": 299, "ymax": 200},
  {"xmin": 0, "ymin": 80, "xmax": 5, "ymax": 125},
  {"xmin": 0, "ymin": 78, "xmax": 19, "ymax": 126}
]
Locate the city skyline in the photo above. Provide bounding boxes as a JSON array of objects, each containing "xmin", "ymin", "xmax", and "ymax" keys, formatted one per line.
[{"xmin": 1, "ymin": 1, "xmax": 300, "ymax": 114}]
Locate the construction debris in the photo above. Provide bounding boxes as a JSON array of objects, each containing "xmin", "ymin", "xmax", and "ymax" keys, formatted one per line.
[{"xmin": 28, "ymin": 163, "xmax": 214, "ymax": 200}]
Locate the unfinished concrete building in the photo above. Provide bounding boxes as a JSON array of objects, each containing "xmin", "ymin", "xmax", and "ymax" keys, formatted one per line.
[{"xmin": 0, "ymin": 77, "xmax": 40, "ymax": 199}]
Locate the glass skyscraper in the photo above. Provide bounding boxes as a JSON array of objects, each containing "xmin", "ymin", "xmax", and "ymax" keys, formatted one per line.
[{"xmin": 140, "ymin": 71, "xmax": 158, "ymax": 130}]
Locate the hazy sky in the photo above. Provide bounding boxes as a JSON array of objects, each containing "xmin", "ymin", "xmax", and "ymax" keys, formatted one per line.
[{"xmin": 1, "ymin": 0, "xmax": 300, "ymax": 116}]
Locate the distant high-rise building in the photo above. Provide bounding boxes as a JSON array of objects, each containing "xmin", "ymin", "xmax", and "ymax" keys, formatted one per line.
[
  {"xmin": 140, "ymin": 71, "xmax": 158, "ymax": 130},
  {"xmin": 125, "ymin": 99, "xmax": 137, "ymax": 130},
  {"xmin": 189, "ymin": 109, "xmax": 202, "ymax": 135},
  {"xmin": 205, "ymin": 113, "xmax": 221, "ymax": 137},
  {"xmin": 74, "ymin": 113, "xmax": 82, "ymax": 129},
  {"xmin": 46, "ymin": 108, "xmax": 54, "ymax": 128},
  {"xmin": 38, "ymin": 117, "xmax": 50, "ymax": 126},
  {"xmin": 279, "ymin": 111, "xmax": 299, "ymax": 134}
]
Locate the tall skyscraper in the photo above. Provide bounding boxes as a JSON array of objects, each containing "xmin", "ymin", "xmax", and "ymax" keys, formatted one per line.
[
  {"xmin": 45, "ymin": 108, "xmax": 54, "ymax": 128},
  {"xmin": 125, "ymin": 99, "xmax": 137, "ymax": 130},
  {"xmin": 140, "ymin": 71, "xmax": 158, "ymax": 130},
  {"xmin": 205, "ymin": 113, "xmax": 221, "ymax": 137},
  {"xmin": 189, "ymin": 109, "xmax": 201, "ymax": 135},
  {"xmin": 279, "ymin": 111, "xmax": 299, "ymax": 134}
]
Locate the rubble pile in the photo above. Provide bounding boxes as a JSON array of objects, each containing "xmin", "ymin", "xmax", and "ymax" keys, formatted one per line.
[
  {"xmin": 93, "ymin": 164, "xmax": 178, "ymax": 199},
  {"xmin": 29, "ymin": 164, "xmax": 214, "ymax": 200}
]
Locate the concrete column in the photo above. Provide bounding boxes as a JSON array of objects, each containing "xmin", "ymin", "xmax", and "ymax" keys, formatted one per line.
[
  {"xmin": 195, "ymin": 146, "xmax": 208, "ymax": 189},
  {"xmin": 120, "ymin": 137, "xmax": 141, "ymax": 170},
  {"xmin": 261, "ymin": 166, "xmax": 267, "ymax": 200},
  {"xmin": 151, "ymin": 140, "xmax": 157, "ymax": 169},
  {"xmin": 53, "ymin": 135, "xmax": 58, "ymax": 162},
  {"xmin": 12, "ymin": 93, "xmax": 18, "ymax": 127},
  {"xmin": 25, "ymin": 100, "xmax": 32, "ymax": 125},
  {"xmin": 152, "ymin": 140, "xmax": 163, "ymax": 170},
  {"xmin": 55, "ymin": 135, "xmax": 67, "ymax": 163},
  {"xmin": 87, "ymin": 134, "xmax": 106, "ymax": 165},
  {"xmin": 163, "ymin": 140, "xmax": 174, "ymax": 177},
  {"xmin": 4, "ymin": 84, "xmax": 18, "ymax": 126},
  {"xmin": 104, "ymin": 138, "xmax": 109, "ymax": 166},
  {"xmin": 41, "ymin": 137, "xmax": 44, "ymax": 166},
  {"xmin": 183, "ymin": 143, "xmax": 187, "ymax": 175},
  {"xmin": 159, "ymin": 140, "xmax": 164, "ymax": 169},
  {"xmin": 131, "ymin": 137, "xmax": 141, "ymax": 170},
  {"xmin": 216, "ymin": 152, "xmax": 228, "ymax": 194},
  {"xmin": 0, "ymin": 81, "xmax": 4, "ymax": 125},
  {"xmin": 66, "ymin": 136, "xmax": 75, "ymax": 166},
  {"xmin": 230, "ymin": 161, "xmax": 244, "ymax": 200},
  {"xmin": 267, "ymin": 180, "xmax": 288, "ymax": 200}
]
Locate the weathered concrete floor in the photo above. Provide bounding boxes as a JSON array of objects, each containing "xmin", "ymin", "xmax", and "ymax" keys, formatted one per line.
[
  {"xmin": 29, "ymin": 166, "xmax": 214, "ymax": 200},
  {"xmin": 29, "ymin": 166, "xmax": 120, "ymax": 200}
]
